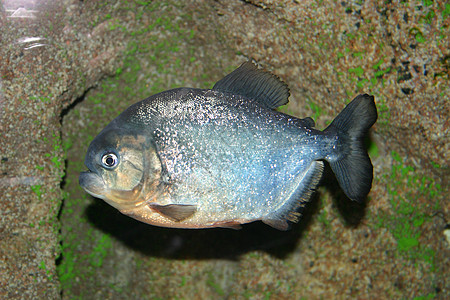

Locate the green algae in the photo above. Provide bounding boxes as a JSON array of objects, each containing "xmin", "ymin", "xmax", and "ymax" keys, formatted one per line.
[
  {"xmin": 375, "ymin": 151, "xmax": 442, "ymax": 270},
  {"xmin": 31, "ymin": 185, "xmax": 43, "ymax": 199}
]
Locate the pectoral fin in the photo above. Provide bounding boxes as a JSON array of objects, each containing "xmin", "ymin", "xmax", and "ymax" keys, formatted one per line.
[{"xmin": 149, "ymin": 203, "xmax": 197, "ymax": 222}]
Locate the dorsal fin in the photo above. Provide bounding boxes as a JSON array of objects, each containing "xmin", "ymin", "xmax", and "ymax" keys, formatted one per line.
[{"xmin": 213, "ymin": 62, "xmax": 290, "ymax": 109}]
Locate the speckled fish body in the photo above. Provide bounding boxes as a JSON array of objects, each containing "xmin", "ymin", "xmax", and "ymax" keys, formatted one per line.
[{"xmin": 79, "ymin": 62, "xmax": 377, "ymax": 230}]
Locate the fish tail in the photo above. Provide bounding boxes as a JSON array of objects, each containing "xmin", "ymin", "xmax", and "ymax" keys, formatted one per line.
[{"xmin": 324, "ymin": 94, "xmax": 377, "ymax": 202}]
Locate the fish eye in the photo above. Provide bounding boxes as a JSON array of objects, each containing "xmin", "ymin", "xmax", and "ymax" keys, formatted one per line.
[{"xmin": 101, "ymin": 153, "xmax": 119, "ymax": 169}]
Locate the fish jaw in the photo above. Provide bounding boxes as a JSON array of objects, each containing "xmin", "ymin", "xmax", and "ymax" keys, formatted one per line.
[
  {"xmin": 79, "ymin": 168, "xmax": 150, "ymax": 211},
  {"xmin": 79, "ymin": 171, "xmax": 107, "ymax": 200}
]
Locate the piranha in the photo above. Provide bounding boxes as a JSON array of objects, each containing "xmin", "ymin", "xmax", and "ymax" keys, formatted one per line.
[{"xmin": 79, "ymin": 62, "xmax": 377, "ymax": 230}]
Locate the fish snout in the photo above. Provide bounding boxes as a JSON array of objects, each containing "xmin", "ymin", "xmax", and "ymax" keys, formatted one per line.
[{"xmin": 79, "ymin": 171, "xmax": 107, "ymax": 199}]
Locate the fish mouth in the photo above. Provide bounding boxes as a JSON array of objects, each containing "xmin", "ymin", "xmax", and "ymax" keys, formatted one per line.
[
  {"xmin": 79, "ymin": 170, "xmax": 107, "ymax": 200},
  {"xmin": 79, "ymin": 170, "xmax": 147, "ymax": 211}
]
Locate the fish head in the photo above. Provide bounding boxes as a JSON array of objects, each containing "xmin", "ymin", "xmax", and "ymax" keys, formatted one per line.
[{"xmin": 79, "ymin": 126, "xmax": 161, "ymax": 211}]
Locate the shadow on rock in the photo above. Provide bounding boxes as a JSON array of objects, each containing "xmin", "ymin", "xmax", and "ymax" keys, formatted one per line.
[{"xmin": 84, "ymin": 191, "xmax": 322, "ymax": 260}]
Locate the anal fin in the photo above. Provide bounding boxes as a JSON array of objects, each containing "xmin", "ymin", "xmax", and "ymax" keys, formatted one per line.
[
  {"xmin": 262, "ymin": 161, "xmax": 324, "ymax": 230},
  {"xmin": 149, "ymin": 203, "xmax": 197, "ymax": 222}
]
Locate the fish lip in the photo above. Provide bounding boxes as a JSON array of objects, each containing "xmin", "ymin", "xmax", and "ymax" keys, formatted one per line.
[
  {"xmin": 78, "ymin": 171, "xmax": 146, "ymax": 210},
  {"xmin": 79, "ymin": 170, "xmax": 107, "ymax": 199}
]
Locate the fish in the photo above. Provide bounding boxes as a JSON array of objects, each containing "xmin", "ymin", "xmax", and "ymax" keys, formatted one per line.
[{"xmin": 79, "ymin": 62, "xmax": 377, "ymax": 231}]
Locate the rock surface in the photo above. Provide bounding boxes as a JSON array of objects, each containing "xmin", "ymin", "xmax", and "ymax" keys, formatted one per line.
[{"xmin": 1, "ymin": 0, "xmax": 448, "ymax": 299}]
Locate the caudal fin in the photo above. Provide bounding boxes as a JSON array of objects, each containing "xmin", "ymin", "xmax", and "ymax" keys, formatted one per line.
[{"xmin": 324, "ymin": 94, "xmax": 377, "ymax": 202}]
